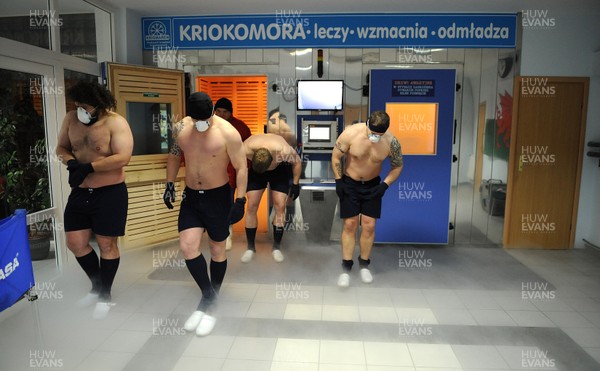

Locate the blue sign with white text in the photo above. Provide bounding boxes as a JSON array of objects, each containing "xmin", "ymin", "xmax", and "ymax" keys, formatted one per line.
[{"xmin": 142, "ymin": 13, "xmax": 516, "ymax": 50}]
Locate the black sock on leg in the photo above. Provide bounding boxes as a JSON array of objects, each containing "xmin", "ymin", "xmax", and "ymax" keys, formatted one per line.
[
  {"xmin": 185, "ymin": 254, "xmax": 216, "ymax": 311},
  {"xmin": 245, "ymin": 227, "xmax": 257, "ymax": 251},
  {"xmin": 210, "ymin": 259, "xmax": 227, "ymax": 295},
  {"xmin": 76, "ymin": 249, "xmax": 101, "ymax": 293},
  {"xmin": 273, "ymin": 225, "xmax": 284, "ymax": 249},
  {"xmin": 358, "ymin": 256, "xmax": 371, "ymax": 268},
  {"xmin": 99, "ymin": 257, "xmax": 120, "ymax": 301},
  {"xmin": 342, "ymin": 259, "xmax": 354, "ymax": 273}
]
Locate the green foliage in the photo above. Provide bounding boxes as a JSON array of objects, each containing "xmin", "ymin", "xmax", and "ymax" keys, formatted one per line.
[{"xmin": 0, "ymin": 111, "xmax": 51, "ymax": 236}]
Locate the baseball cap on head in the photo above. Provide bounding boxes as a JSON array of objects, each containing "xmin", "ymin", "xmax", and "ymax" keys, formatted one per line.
[{"xmin": 187, "ymin": 92, "xmax": 214, "ymax": 120}]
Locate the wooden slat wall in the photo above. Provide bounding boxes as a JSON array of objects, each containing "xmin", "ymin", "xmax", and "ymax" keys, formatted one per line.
[
  {"xmin": 123, "ymin": 155, "xmax": 185, "ymax": 248},
  {"xmin": 107, "ymin": 63, "xmax": 185, "ymax": 249},
  {"xmin": 196, "ymin": 75, "xmax": 270, "ymax": 233},
  {"xmin": 196, "ymin": 76, "xmax": 267, "ymax": 134}
]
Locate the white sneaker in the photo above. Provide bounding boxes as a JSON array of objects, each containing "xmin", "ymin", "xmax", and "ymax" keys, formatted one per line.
[
  {"xmin": 76, "ymin": 292, "xmax": 99, "ymax": 308},
  {"xmin": 360, "ymin": 268, "xmax": 373, "ymax": 283},
  {"xmin": 92, "ymin": 302, "xmax": 113, "ymax": 319},
  {"xmin": 226, "ymin": 226, "xmax": 232, "ymax": 251},
  {"xmin": 337, "ymin": 273, "xmax": 350, "ymax": 287},
  {"xmin": 241, "ymin": 249, "xmax": 255, "ymax": 263},
  {"xmin": 184, "ymin": 311, "xmax": 205, "ymax": 331},
  {"xmin": 272, "ymin": 249, "xmax": 284, "ymax": 263},
  {"xmin": 195, "ymin": 314, "xmax": 216, "ymax": 336}
]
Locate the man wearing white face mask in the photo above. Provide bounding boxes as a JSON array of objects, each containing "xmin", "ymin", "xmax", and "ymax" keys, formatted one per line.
[
  {"xmin": 163, "ymin": 92, "xmax": 247, "ymax": 336},
  {"xmin": 56, "ymin": 80, "xmax": 134, "ymax": 319},
  {"xmin": 331, "ymin": 110, "xmax": 403, "ymax": 287}
]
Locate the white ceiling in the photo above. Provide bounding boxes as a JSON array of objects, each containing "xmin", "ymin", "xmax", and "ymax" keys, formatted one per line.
[{"xmin": 96, "ymin": 0, "xmax": 527, "ymax": 17}]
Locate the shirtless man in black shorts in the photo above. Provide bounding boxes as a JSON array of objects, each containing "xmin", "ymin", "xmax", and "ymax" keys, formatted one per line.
[
  {"xmin": 331, "ymin": 110, "xmax": 403, "ymax": 287},
  {"xmin": 56, "ymin": 81, "xmax": 134, "ymax": 319},
  {"xmin": 163, "ymin": 92, "xmax": 247, "ymax": 336},
  {"xmin": 241, "ymin": 134, "xmax": 301, "ymax": 263}
]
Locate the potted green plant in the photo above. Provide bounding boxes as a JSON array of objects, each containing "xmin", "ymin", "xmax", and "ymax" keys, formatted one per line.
[{"xmin": 0, "ymin": 110, "xmax": 52, "ymax": 260}]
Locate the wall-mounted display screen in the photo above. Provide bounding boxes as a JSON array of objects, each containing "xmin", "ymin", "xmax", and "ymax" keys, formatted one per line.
[
  {"xmin": 308, "ymin": 125, "xmax": 331, "ymax": 142},
  {"xmin": 297, "ymin": 80, "xmax": 343, "ymax": 111},
  {"xmin": 386, "ymin": 102, "xmax": 438, "ymax": 155}
]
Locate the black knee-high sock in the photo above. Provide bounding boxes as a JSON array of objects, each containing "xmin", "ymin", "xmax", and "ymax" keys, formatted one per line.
[
  {"xmin": 245, "ymin": 227, "xmax": 257, "ymax": 251},
  {"xmin": 185, "ymin": 254, "xmax": 215, "ymax": 311},
  {"xmin": 76, "ymin": 249, "xmax": 101, "ymax": 293},
  {"xmin": 99, "ymin": 257, "xmax": 120, "ymax": 301},
  {"xmin": 273, "ymin": 225, "xmax": 284, "ymax": 249},
  {"xmin": 210, "ymin": 259, "xmax": 227, "ymax": 294}
]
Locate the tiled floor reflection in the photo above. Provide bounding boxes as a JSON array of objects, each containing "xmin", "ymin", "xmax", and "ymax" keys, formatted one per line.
[{"xmin": 1, "ymin": 233, "xmax": 600, "ymax": 370}]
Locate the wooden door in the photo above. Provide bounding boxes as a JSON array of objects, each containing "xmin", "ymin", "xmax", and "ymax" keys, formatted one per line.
[
  {"xmin": 504, "ymin": 77, "xmax": 588, "ymax": 249},
  {"xmin": 107, "ymin": 63, "xmax": 185, "ymax": 249}
]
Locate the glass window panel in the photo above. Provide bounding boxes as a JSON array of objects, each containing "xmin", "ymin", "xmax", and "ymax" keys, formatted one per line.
[
  {"xmin": 127, "ymin": 102, "xmax": 173, "ymax": 155},
  {"xmin": 58, "ymin": 0, "xmax": 112, "ymax": 62},
  {"xmin": 0, "ymin": 1, "xmax": 51, "ymax": 49},
  {"xmin": 387, "ymin": 102, "xmax": 438, "ymax": 155},
  {"xmin": 0, "ymin": 68, "xmax": 51, "ymax": 218}
]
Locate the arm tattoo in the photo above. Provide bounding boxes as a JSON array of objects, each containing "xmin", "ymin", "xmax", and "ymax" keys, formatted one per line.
[
  {"xmin": 169, "ymin": 142, "xmax": 182, "ymax": 156},
  {"xmin": 334, "ymin": 162, "xmax": 343, "ymax": 178},
  {"xmin": 335, "ymin": 142, "xmax": 345, "ymax": 154},
  {"xmin": 390, "ymin": 137, "xmax": 403, "ymax": 168},
  {"xmin": 172, "ymin": 120, "xmax": 184, "ymax": 138},
  {"xmin": 169, "ymin": 120, "xmax": 184, "ymax": 156}
]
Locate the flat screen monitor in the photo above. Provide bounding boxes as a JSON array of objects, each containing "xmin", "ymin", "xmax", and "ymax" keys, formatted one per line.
[
  {"xmin": 297, "ymin": 80, "xmax": 343, "ymax": 111},
  {"xmin": 308, "ymin": 124, "xmax": 331, "ymax": 142}
]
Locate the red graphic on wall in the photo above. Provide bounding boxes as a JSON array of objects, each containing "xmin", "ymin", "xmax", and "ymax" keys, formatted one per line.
[{"xmin": 496, "ymin": 90, "xmax": 512, "ymax": 149}]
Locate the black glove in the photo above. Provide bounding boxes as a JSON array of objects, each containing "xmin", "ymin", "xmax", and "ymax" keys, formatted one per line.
[
  {"xmin": 289, "ymin": 184, "xmax": 300, "ymax": 201},
  {"xmin": 228, "ymin": 197, "xmax": 246, "ymax": 225},
  {"xmin": 335, "ymin": 178, "xmax": 346, "ymax": 200},
  {"xmin": 67, "ymin": 159, "xmax": 94, "ymax": 188},
  {"xmin": 364, "ymin": 182, "xmax": 389, "ymax": 199},
  {"xmin": 163, "ymin": 182, "xmax": 175, "ymax": 209}
]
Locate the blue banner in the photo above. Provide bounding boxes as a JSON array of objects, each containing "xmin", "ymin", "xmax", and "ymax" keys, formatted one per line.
[
  {"xmin": 142, "ymin": 13, "xmax": 516, "ymax": 50},
  {"xmin": 0, "ymin": 209, "xmax": 35, "ymax": 312}
]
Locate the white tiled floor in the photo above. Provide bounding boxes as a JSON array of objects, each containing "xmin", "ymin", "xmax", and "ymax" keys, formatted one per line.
[{"xmin": 2, "ymin": 235, "xmax": 600, "ymax": 370}]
